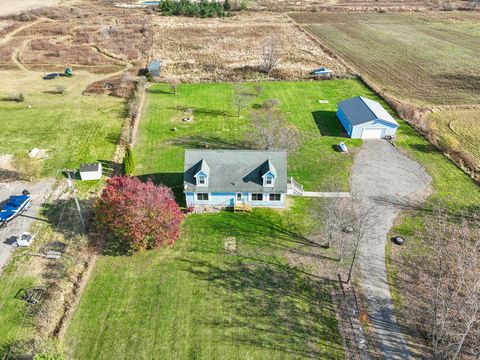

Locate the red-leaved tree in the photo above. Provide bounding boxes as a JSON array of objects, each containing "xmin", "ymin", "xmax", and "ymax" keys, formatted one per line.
[{"xmin": 94, "ymin": 176, "xmax": 184, "ymax": 252}]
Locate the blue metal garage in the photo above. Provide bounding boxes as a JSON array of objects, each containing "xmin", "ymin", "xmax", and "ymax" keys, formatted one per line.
[{"xmin": 336, "ymin": 96, "xmax": 399, "ymax": 139}]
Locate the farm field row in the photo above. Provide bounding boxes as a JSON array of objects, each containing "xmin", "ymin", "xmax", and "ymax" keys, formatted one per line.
[{"xmin": 292, "ymin": 12, "xmax": 480, "ymax": 106}]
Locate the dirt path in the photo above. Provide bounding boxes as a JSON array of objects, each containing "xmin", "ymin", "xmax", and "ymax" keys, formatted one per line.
[
  {"xmin": 0, "ymin": 18, "xmax": 50, "ymax": 46},
  {"xmin": 350, "ymin": 140, "xmax": 431, "ymax": 359}
]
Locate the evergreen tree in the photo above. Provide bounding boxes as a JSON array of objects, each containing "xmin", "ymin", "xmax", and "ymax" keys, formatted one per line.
[
  {"xmin": 223, "ymin": 0, "xmax": 231, "ymax": 11},
  {"xmin": 123, "ymin": 145, "xmax": 136, "ymax": 175}
]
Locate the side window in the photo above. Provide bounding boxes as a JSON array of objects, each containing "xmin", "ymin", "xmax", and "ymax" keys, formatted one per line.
[
  {"xmin": 197, "ymin": 193, "xmax": 209, "ymax": 201},
  {"xmin": 251, "ymin": 193, "xmax": 263, "ymax": 201},
  {"xmin": 269, "ymin": 194, "xmax": 281, "ymax": 201}
]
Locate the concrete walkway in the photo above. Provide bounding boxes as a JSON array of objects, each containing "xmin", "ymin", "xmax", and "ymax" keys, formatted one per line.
[
  {"xmin": 302, "ymin": 191, "xmax": 350, "ymax": 198},
  {"xmin": 350, "ymin": 140, "xmax": 431, "ymax": 359}
]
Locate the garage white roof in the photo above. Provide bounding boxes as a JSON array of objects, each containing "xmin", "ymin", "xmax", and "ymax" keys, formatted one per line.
[{"xmin": 338, "ymin": 97, "xmax": 399, "ymax": 127}]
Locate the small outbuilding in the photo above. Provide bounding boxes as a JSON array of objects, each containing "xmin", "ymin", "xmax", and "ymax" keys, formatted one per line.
[
  {"xmin": 79, "ymin": 163, "xmax": 102, "ymax": 181},
  {"xmin": 147, "ymin": 59, "xmax": 162, "ymax": 78},
  {"xmin": 336, "ymin": 96, "xmax": 399, "ymax": 139}
]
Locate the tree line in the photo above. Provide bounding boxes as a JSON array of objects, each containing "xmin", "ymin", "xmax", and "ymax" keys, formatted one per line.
[{"xmin": 158, "ymin": 0, "xmax": 244, "ymax": 18}]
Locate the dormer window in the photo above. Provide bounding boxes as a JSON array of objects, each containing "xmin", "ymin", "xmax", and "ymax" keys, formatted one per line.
[
  {"xmin": 263, "ymin": 172, "xmax": 275, "ymax": 187},
  {"xmin": 195, "ymin": 172, "xmax": 208, "ymax": 187},
  {"xmin": 193, "ymin": 159, "xmax": 209, "ymax": 187}
]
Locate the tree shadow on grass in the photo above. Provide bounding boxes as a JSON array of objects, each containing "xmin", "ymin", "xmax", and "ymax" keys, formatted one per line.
[
  {"xmin": 147, "ymin": 88, "xmax": 173, "ymax": 95},
  {"xmin": 407, "ymin": 143, "xmax": 436, "ymax": 153},
  {"xmin": 312, "ymin": 111, "xmax": 346, "ymax": 137},
  {"xmin": 168, "ymin": 135, "xmax": 254, "ymax": 150},
  {"xmin": 178, "ymin": 254, "xmax": 342, "ymax": 358},
  {"xmin": 167, "ymin": 106, "xmax": 232, "ymax": 118},
  {"xmin": 42, "ymin": 198, "xmax": 92, "ymax": 236}
]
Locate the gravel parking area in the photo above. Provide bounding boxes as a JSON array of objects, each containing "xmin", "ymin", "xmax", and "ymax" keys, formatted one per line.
[
  {"xmin": 0, "ymin": 179, "xmax": 54, "ymax": 274},
  {"xmin": 350, "ymin": 140, "xmax": 431, "ymax": 359}
]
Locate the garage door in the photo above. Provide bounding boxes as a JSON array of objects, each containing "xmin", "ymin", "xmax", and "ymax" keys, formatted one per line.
[{"xmin": 361, "ymin": 128, "xmax": 384, "ymax": 139}]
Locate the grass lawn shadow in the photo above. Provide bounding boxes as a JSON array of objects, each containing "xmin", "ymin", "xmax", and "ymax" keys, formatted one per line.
[
  {"xmin": 178, "ymin": 254, "xmax": 342, "ymax": 358},
  {"xmin": 311, "ymin": 111, "xmax": 346, "ymax": 137},
  {"xmin": 168, "ymin": 135, "xmax": 253, "ymax": 150}
]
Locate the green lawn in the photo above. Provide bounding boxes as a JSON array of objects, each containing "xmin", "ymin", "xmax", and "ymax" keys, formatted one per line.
[
  {"xmin": 0, "ymin": 89, "xmax": 124, "ymax": 176},
  {"xmin": 0, "ymin": 260, "xmax": 36, "ymax": 354},
  {"xmin": 134, "ymin": 81, "xmax": 370, "ymax": 196},
  {"xmin": 65, "ymin": 210, "xmax": 343, "ymax": 360}
]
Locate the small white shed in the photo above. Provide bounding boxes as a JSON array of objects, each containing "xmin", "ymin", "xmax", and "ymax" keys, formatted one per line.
[{"xmin": 79, "ymin": 163, "xmax": 102, "ymax": 181}]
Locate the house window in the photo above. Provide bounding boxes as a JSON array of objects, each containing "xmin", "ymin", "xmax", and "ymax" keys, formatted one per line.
[
  {"xmin": 198, "ymin": 175, "xmax": 206, "ymax": 185},
  {"xmin": 265, "ymin": 175, "xmax": 273, "ymax": 185},
  {"xmin": 251, "ymin": 193, "xmax": 263, "ymax": 201},
  {"xmin": 236, "ymin": 193, "xmax": 242, "ymax": 201},
  {"xmin": 197, "ymin": 193, "xmax": 209, "ymax": 201},
  {"xmin": 269, "ymin": 193, "xmax": 281, "ymax": 201}
]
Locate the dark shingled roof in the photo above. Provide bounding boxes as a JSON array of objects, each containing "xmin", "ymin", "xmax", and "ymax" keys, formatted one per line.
[
  {"xmin": 184, "ymin": 150, "xmax": 287, "ymax": 193},
  {"xmin": 338, "ymin": 96, "xmax": 399, "ymax": 127},
  {"xmin": 79, "ymin": 163, "xmax": 101, "ymax": 172}
]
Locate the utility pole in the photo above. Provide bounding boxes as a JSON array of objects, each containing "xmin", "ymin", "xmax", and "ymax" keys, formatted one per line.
[{"xmin": 62, "ymin": 169, "xmax": 87, "ymax": 233}]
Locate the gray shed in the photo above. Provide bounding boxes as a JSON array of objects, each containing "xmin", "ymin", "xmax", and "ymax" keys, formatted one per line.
[
  {"xmin": 336, "ymin": 96, "xmax": 399, "ymax": 139},
  {"xmin": 147, "ymin": 59, "xmax": 162, "ymax": 78}
]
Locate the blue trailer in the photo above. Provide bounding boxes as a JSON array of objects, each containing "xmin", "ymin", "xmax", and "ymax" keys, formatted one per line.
[{"xmin": 0, "ymin": 190, "xmax": 32, "ymax": 229}]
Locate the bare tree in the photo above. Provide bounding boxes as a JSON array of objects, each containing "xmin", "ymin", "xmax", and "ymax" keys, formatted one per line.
[
  {"xmin": 167, "ymin": 78, "xmax": 180, "ymax": 95},
  {"xmin": 232, "ymin": 83, "xmax": 254, "ymax": 117},
  {"xmin": 310, "ymin": 197, "xmax": 375, "ymax": 269},
  {"xmin": 261, "ymin": 36, "xmax": 283, "ymax": 74},
  {"xmin": 346, "ymin": 199, "xmax": 376, "ymax": 283},
  {"xmin": 251, "ymin": 107, "xmax": 301, "ymax": 152},
  {"xmin": 407, "ymin": 209, "xmax": 480, "ymax": 359},
  {"xmin": 310, "ymin": 197, "xmax": 352, "ymax": 250}
]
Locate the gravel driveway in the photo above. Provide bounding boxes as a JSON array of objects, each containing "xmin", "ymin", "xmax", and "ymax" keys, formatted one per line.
[
  {"xmin": 351, "ymin": 140, "xmax": 431, "ymax": 359},
  {"xmin": 0, "ymin": 179, "xmax": 54, "ymax": 274}
]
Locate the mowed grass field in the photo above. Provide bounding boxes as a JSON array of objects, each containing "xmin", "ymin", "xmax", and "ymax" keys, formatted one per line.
[
  {"xmin": 292, "ymin": 12, "xmax": 480, "ymax": 106},
  {"xmin": 134, "ymin": 80, "xmax": 371, "ymax": 196},
  {"xmin": 0, "ymin": 70, "xmax": 124, "ymax": 176},
  {"xmin": 65, "ymin": 210, "xmax": 344, "ymax": 360}
]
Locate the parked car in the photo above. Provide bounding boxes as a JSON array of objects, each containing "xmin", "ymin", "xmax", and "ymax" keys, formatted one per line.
[
  {"xmin": 43, "ymin": 73, "xmax": 60, "ymax": 80},
  {"xmin": 311, "ymin": 67, "xmax": 332, "ymax": 76}
]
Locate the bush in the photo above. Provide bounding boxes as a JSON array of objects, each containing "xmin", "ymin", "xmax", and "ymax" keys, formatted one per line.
[
  {"xmin": 53, "ymin": 85, "xmax": 66, "ymax": 95},
  {"xmin": 4, "ymin": 92, "xmax": 25, "ymax": 102},
  {"xmin": 12, "ymin": 152, "xmax": 42, "ymax": 181},
  {"xmin": 94, "ymin": 176, "xmax": 184, "ymax": 252},
  {"xmin": 123, "ymin": 145, "xmax": 136, "ymax": 175}
]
